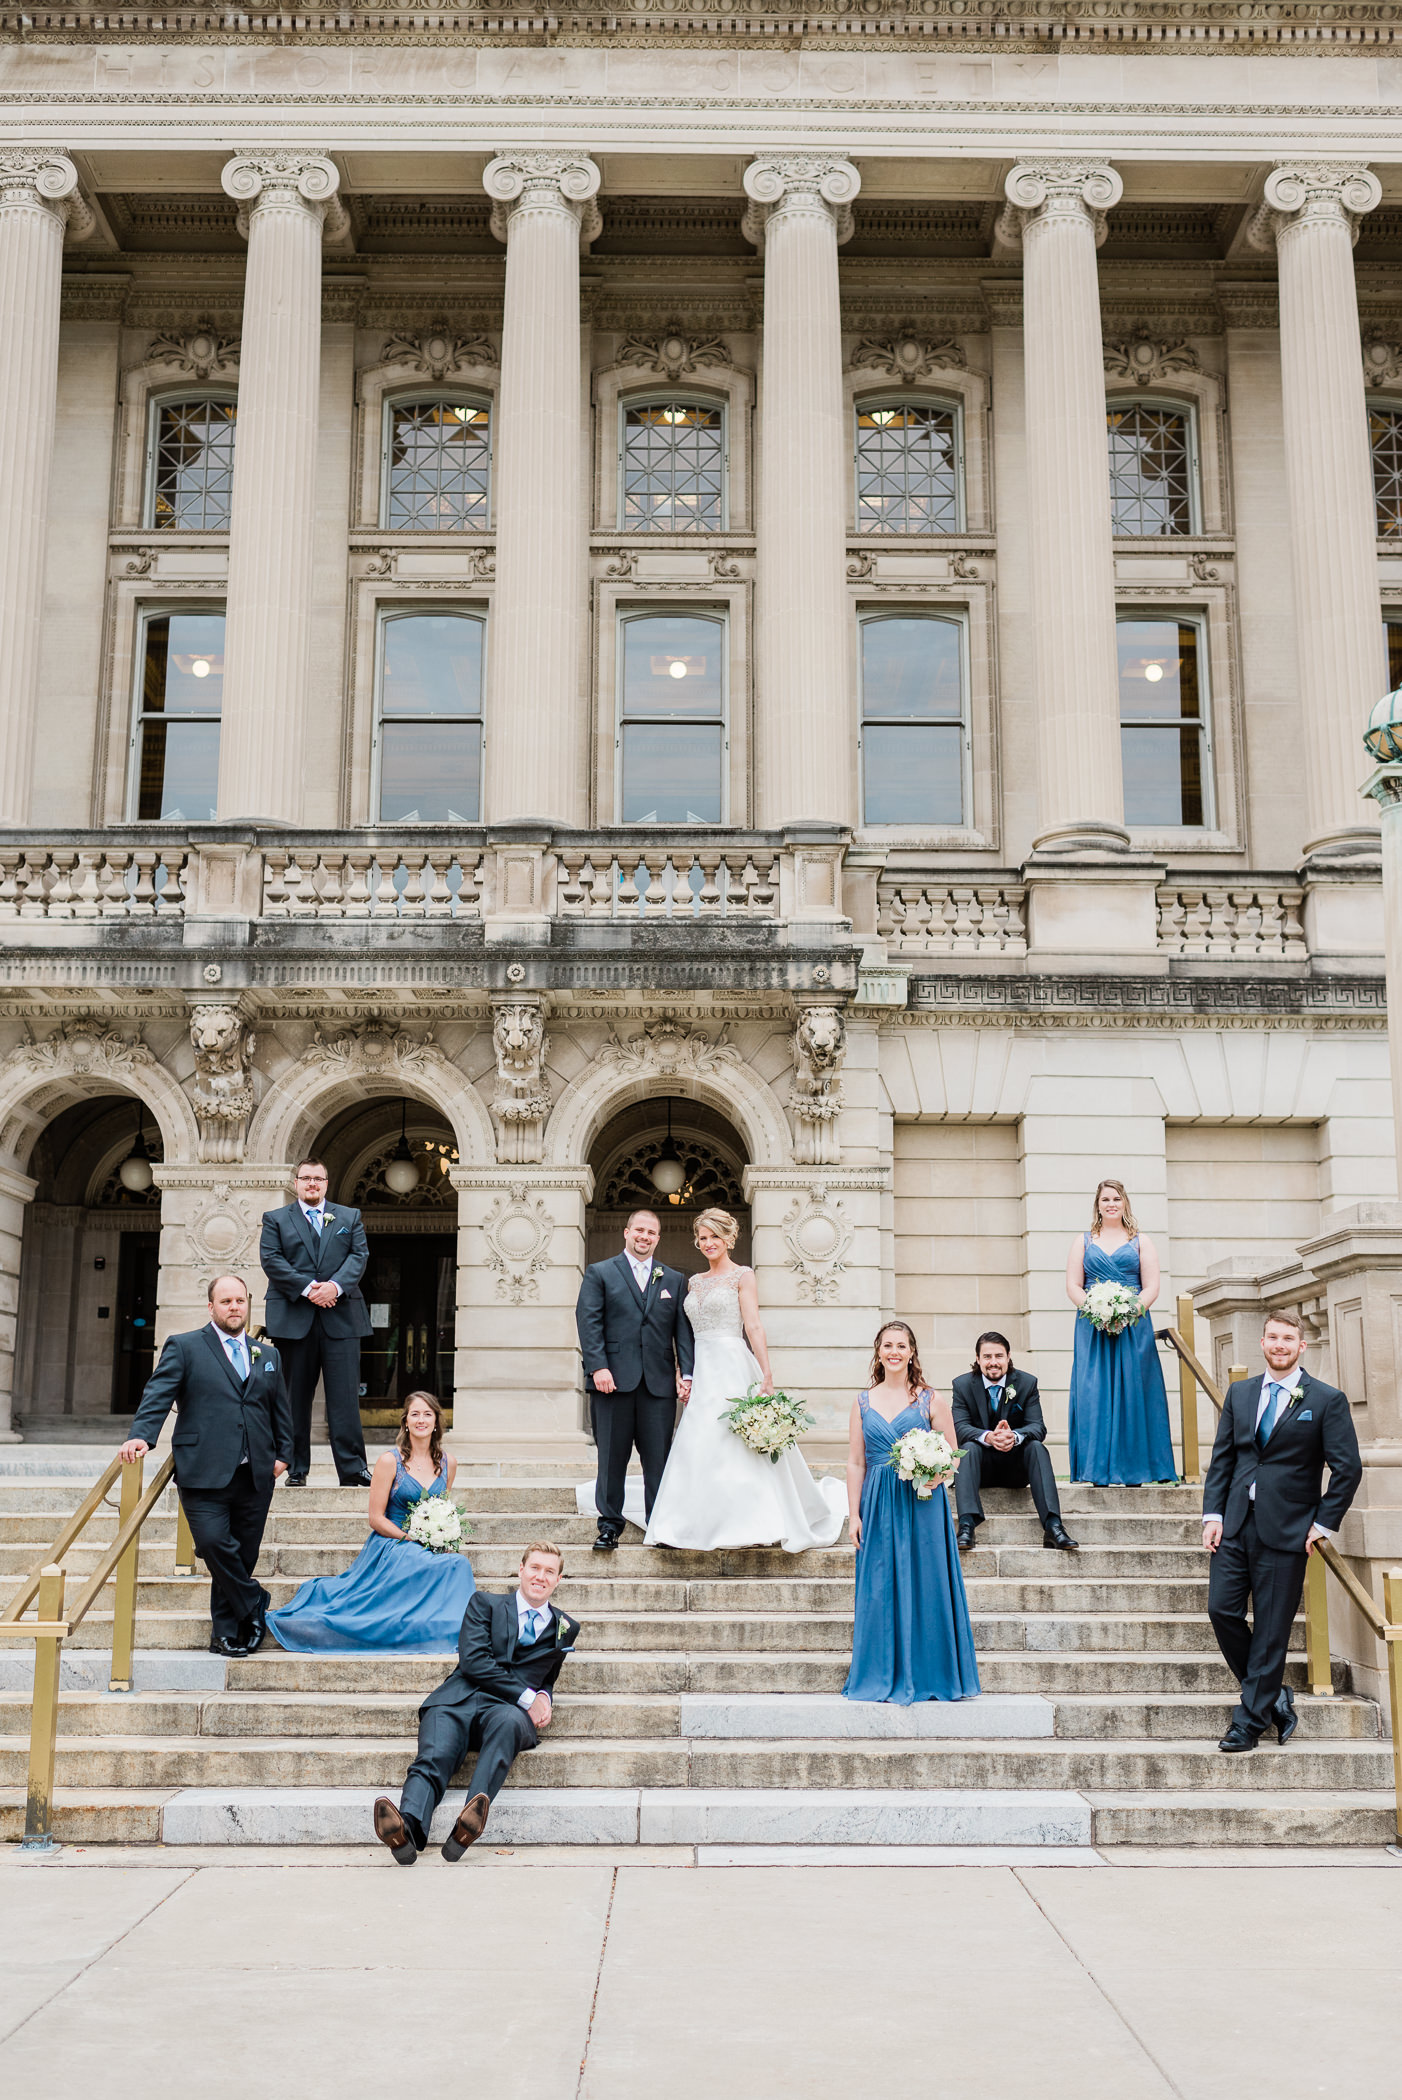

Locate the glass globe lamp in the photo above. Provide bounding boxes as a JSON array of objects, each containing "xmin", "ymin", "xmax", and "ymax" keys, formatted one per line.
[{"xmin": 1364, "ymin": 688, "xmax": 1402, "ymax": 763}]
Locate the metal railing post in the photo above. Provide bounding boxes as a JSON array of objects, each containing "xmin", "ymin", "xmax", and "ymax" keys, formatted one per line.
[
  {"xmin": 1304, "ymin": 1548, "xmax": 1334, "ymax": 1697},
  {"xmin": 1384, "ymin": 1569, "xmax": 1402, "ymax": 1850},
  {"xmin": 174, "ymin": 1495, "xmax": 196, "ymax": 1578},
  {"xmin": 1176, "ymin": 1293, "xmax": 1201, "ymax": 1484},
  {"xmin": 23, "ymin": 1565, "xmax": 66, "ymax": 1849},
  {"xmin": 108, "ymin": 1455, "xmax": 143, "ymax": 1692}
]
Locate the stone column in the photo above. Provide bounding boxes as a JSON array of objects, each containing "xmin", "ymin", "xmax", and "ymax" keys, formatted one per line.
[
  {"xmin": 217, "ymin": 151, "xmax": 343, "ymax": 825},
  {"xmin": 743, "ymin": 155, "xmax": 860, "ymax": 828},
  {"xmin": 0, "ymin": 151, "xmax": 85, "ymax": 826},
  {"xmin": 1251, "ymin": 163, "xmax": 1384, "ymax": 860},
  {"xmin": 999, "ymin": 160, "xmax": 1126, "ymax": 857},
  {"xmin": 482, "ymin": 152, "xmax": 600, "ymax": 828}
]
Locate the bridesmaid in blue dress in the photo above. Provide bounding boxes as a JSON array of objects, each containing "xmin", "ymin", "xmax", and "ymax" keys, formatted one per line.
[
  {"xmin": 1066, "ymin": 1178, "xmax": 1176, "ymax": 1486},
  {"xmin": 843, "ymin": 1322, "xmax": 980, "ymax": 1705},
  {"xmin": 268, "ymin": 1391, "xmax": 475, "ymax": 1653}
]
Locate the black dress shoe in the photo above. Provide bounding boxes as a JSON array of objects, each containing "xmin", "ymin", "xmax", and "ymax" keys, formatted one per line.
[
  {"xmin": 1218, "ymin": 1723, "xmax": 1259, "ymax": 1753},
  {"xmin": 956, "ymin": 1520, "xmax": 976, "ymax": 1553},
  {"xmin": 593, "ymin": 1531, "xmax": 619, "ymax": 1553},
  {"xmin": 1043, "ymin": 1519, "xmax": 1080, "ymax": 1552},
  {"xmin": 285, "ymin": 1472, "xmax": 308, "ymax": 1487},
  {"xmin": 441, "ymin": 1792, "xmax": 490, "ymax": 1861},
  {"xmin": 1273, "ymin": 1685, "xmax": 1298, "ymax": 1746},
  {"xmin": 209, "ymin": 1634, "xmax": 249, "ymax": 1660},
  {"xmin": 373, "ymin": 1797, "xmax": 419, "ymax": 1865},
  {"xmin": 342, "ymin": 1469, "xmax": 374, "ymax": 1488}
]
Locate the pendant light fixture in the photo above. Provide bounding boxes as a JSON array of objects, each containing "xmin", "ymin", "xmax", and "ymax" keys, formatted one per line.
[
  {"xmin": 383, "ymin": 1101, "xmax": 420, "ymax": 1196},
  {"xmin": 118, "ymin": 1103, "xmax": 154, "ymax": 1194},
  {"xmin": 649, "ymin": 1099, "xmax": 686, "ymax": 1198}
]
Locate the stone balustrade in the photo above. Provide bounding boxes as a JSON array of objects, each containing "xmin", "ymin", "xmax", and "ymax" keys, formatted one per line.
[
  {"xmin": 1155, "ymin": 882, "xmax": 1308, "ymax": 961},
  {"xmin": 876, "ymin": 878, "xmax": 1030, "ymax": 957},
  {"xmin": 261, "ymin": 845, "xmax": 486, "ymax": 920},
  {"xmin": 0, "ymin": 841, "xmax": 189, "ymax": 919},
  {"xmin": 556, "ymin": 839, "xmax": 782, "ymax": 920}
]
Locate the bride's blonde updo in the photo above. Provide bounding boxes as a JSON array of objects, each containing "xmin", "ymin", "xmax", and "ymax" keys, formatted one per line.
[{"xmin": 694, "ymin": 1207, "xmax": 739, "ymax": 1250}]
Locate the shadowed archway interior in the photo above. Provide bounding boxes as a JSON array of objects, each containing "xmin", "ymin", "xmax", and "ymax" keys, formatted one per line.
[{"xmin": 586, "ymin": 1097, "xmax": 750, "ymax": 1277}]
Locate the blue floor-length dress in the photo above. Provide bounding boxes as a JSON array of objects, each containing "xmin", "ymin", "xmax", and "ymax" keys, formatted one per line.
[
  {"xmin": 268, "ymin": 1453, "xmax": 475, "ymax": 1653},
  {"xmin": 843, "ymin": 1390, "xmax": 981, "ymax": 1705},
  {"xmin": 1068, "ymin": 1233, "xmax": 1177, "ymax": 1486}
]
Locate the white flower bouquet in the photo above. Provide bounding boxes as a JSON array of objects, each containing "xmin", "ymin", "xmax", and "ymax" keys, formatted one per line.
[
  {"xmin": 887, "ymin": 1426, "xmax": 960, "ymax": 1500},
  {"xmin": 401, "ymin": 1497, "xmax": 471, "ymax": 1554},
  {"xmin": 1079, "ymin": 1280, "xmax": 1145, "ymax": 1335},
  {"xmin": 722, "ymin": 1385, "xmax": 816, "ymax": 1465}
]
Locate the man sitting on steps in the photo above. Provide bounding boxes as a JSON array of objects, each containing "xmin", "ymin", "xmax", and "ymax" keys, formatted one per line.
[
  {"xmin": 950, "ymin": 1332, "xmax": 1079, "ymax": 1554},
  {"xmin": 374, "ymin": 1543, "xmax": 579, "ymax": 1863}
]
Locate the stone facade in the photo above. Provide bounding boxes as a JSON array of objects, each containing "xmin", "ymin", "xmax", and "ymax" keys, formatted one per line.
[{"xmin": 0, "ymin": 26, "xmax": 1399, "ymax": 1475}]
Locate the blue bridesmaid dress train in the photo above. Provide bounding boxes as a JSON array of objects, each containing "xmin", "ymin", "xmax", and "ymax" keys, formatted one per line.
[
  {"xmin": 843, "ymin": 1390, "xmax": 981, "ymax": 1705},
  {"xmin": 268, "ymin": 1452, "xmax": 475, "ymax": 1653},
  {"xmin": 1068, "ymin": 1233, "xmax": 1177, "ymax": 1486}
]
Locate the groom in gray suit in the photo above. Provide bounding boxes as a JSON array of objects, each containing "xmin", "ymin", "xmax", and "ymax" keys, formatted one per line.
[{"xmin": 576, "ymin": 1210, "xmax": 695, "ymax": 1550}]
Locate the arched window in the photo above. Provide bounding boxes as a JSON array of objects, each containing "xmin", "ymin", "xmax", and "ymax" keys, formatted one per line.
[
  {"xmin": 132, "ymin": 609, "xmax": 224, "ymax": 819},
  {"xmin": 1117, "ymin": 615, "xmax": 1212, "ymax": 827},
  {"xmin": 854, "ymin": 399, "xmax": 961, "ymax": 535},
  {"xmin": 383, "ymin": 396, "xmax": 491, "ymax": 531},
  {"xmin": 374, "ymin": 612, "xmax": 484, "ymax": 822},
  {"xmin": 619, "ymin": 399, "xmax": 726, "ymax": 532},
  {"xmin": 146, "ymin": 397, "xmax": 237, "ymax": 530},
  {"xmin": 617, "ymin": 610, "xmax": 726, "ymax": 822},
  {"xmin": 1370, "ymin": 407, "xmax": 1402, "ymax": 538},
  {"xmin": 858, "ymin": 613, "xmax": 968, "ymax": 826},
  {"xmin": 1106, "ymin": 402, "xmax": 1198, "ymax": 537}
]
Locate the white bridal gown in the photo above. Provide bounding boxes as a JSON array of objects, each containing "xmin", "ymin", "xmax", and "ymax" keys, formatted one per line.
[{"xmin": 644, "ymin": 1270, "xmax": 847, "ymax": 1552}]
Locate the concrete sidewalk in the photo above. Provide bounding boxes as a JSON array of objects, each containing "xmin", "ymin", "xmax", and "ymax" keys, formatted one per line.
[{"xmin": 1, "ymin": 1848, "xmax": 1399, "ymax": 2099}]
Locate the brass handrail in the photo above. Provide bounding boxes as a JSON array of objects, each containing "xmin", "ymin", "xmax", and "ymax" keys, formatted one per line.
[
  {"xmin": 1158, "ymin": 1314, "xmax": 1402, "ymax": 1844},
  {"xmin": 0, "ymin": 1452, "xmax": 176, "ymax": 1847}
]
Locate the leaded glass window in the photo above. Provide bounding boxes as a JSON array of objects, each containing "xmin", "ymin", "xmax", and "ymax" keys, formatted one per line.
[
  {"xmin": 854, "ymin": 402, "xmax": 960, "ymax": 535},
  {"xmin": 1371, "ymin": 408, "xmax": 1402, "ymax": 537},
  {"xmin": 134, "ymin": 611, "xmax": 224, "ymax": 820},
  {"xmin": 376, "ymin": 613, "xmax": 484, "ymax": 822},
  {"xmin": 859, "ymin": 614, "xmax": 967, "ymax": 826},
  {"xmin": 620, "ymin": 402, "xmax": 725, "ymax": 532},
  {"xmin": 1117, "ymin": 617, "xmax": 1211, "ymax": 827},
  {"xmin": 1107, "ymin": 404, "xmax": 1196, "ymax": 537},
  {"xmin": 148, "ymin": 400, "xmax": 237, "ymax": 530},
  {"xmin": 385, "ymin": 399, "xmax": 490, "ymax": 530},
  {"xmin": 618, "ymin": 612, "xmax": 725, "ymax": 822}
]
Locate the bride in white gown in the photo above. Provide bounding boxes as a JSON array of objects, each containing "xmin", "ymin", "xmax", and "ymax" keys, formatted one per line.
[{"xmin": 643, "ymin": 1208, "xmax": 847, "ymax": 1553}]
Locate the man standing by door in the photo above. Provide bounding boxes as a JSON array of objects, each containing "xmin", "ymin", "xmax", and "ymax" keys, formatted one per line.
[
  {"xmin": 576, "ymin": 1209, "xmax": 694, "ymax": 1551},
  {"xmin": 260, "ymin": 1159, "xmax": 372, "ymax": 1487}
]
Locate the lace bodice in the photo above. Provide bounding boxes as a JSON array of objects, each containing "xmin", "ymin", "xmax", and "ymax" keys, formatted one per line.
[{"xmin": 684, "ymin": 1268, "xmax": 751, "ymax": 1337}]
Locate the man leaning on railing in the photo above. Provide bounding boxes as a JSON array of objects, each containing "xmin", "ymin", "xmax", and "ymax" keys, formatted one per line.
[{"xmin": 118, "ymin": 1274, "xmax": 292, "ymax": 1660}]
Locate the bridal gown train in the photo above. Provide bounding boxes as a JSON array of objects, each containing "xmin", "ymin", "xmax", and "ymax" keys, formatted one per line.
[{"xmin": 642, "ymin": 1270, "xmax": 847, "ymax": 1552}]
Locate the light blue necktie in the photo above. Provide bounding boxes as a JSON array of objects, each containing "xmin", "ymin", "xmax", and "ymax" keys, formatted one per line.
[
  {"xmin": 306, "ymin": 1207, "xmax": 323, "ymax": 1235},
  {"xmin": 225, "ymin": 1335, "xmax": 249, "ymax": 1381},
  {"xmin": 1257, "ymin": 1381, "xmax": 1285, "ymax": 1449},
  {"xmin": 522, "ymin": 1610, "xmax": 542, "ymax": 1645}
]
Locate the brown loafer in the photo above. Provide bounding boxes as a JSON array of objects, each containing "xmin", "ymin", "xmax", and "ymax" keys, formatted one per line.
[
  {"xmin": 373, "ymin": 1796, "xmax": 418, "ymax": 1865},
  {"xmin": 441, "ymin": 1792, "xmax": 490, "ymax": 1862}
]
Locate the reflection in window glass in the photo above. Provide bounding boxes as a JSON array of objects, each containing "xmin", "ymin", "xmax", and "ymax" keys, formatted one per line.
[
  {"xmin": 386, "ymin": 401, "xmax": 490, "ymax": 530},
  {"xmin": 1371, "ymin": 409, "xmax": 1402, "ymax": 538},
  {"xmin": 1385, "ymin": 619, "xmax": 1402, "ymax": 694},
  {"xmin": 150, "ymin": 401, "xmax": 237, "ymax": 530},
  {"xmin": 377, "ymin": 614, "xmax": 484, "ymax": 822},
  {"xmin": 860, "ymin": 616, "xmax": 965, "ymax": 826},
  {"xmin": 1117, "ymin": 618, "xmax": 1208, "ymax": 827},
  {"xmin": 136, "ymin": 612, "xmax": 224, "ymax": 819},
  {"xmin": 855, "ymin": 403, "xmax": 959, "ymax": 535},
  {"xmin": 1107, "ymin": 405, "xmax": 1194, "ymax": 537},
  {"xmin": 620, "ymin": 613, "xmax": 724, "ymax": 822},
  {"xmin": 621, "ymin": 403, "xmax": 724, "ymax": 533}
]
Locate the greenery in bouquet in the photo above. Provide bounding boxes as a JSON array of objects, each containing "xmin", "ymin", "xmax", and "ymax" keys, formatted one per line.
[
  {"xmin": 401, "ymin": 1497, "xmax": 472, "ymax": 1554},
  {"xmin": 886, "ymin": 1425, "xmax": 960, "ymax": 1500},
  {"xmin": 722, "ymin": 1384, "xmax": 816, "ymax": 1465},
  {"xmin": 1078, "ymin": 1280, "xmax": 1145, "ymax": 1335}
]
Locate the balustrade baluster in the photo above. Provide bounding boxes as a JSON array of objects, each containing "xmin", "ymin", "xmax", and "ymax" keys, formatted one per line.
[
  {"xmin": 423, "ymin": 851, "xmax": 454, "ymax": 918},
  {"xmin": 370, "ymin": 859, "xmax": 401, "ymax": 917},
  {"xmin": 398, "ymin": 853, "xmax": 429, "ymax": 916},
  {"xmin": 262, "ymin": 852, "xmax": 290, "ymax": 917},
  {"xmin": 340, "ymin": 851, "xmax": 373, "ymax": 918},
  {"xmin": 46, "ymin": 851, "xmax": 77, "ymax": 919},
  {"xmin": 312, "ymin": 855, "xmax": 346, "ymax": 918},
  {"xmin": 129, "ymin": 851, "xmax": 159, "ymax": 917},
  {"xmin": 0, "ymin": 850, "xmax": 23, "ymax": 918},
  {"xmin": 1281, "ymin": 889, "xmax": 1308, "ymax": 960},
  {"xmin": 16, "ymin": 854, "xmax": 50, "ymax": 919},
  {"xmin": 697, "ymin": 850, "xmax": 723, "ymax": 915},
  {"xmin": 98, "ymin": 853, "xmax": 131, "ymax": 917},
  {"xmin": 69, "ymin": 850, "xmax": 103, "ymax": 920},
  {"xmin": 158, "ymin": 853, "xmax": 186, "ymax": 915},
  {"xmin": 642, "ymin": 854, "xmax": 668, "ymax": 915}
]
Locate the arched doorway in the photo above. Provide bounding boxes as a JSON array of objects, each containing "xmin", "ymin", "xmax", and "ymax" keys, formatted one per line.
[
  {"xmin": 16, "ymin": 1094, "xmax": 165, "ymax": 1423},
  {"xmin": 587, "ymin": 1098, "xmax": 750, "ymax": 1276},
  {"xmin": 311, "ymin": 1097, "xmax": 459, "ymax": 1427}
]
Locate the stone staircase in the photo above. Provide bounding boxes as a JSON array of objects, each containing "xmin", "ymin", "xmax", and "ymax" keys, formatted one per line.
[{"xmin": 0, "ymin": 1455, "xmax": 1395, "ymax": 1849}]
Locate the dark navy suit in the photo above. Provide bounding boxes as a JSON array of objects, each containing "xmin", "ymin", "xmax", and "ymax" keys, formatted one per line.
[
  {"xmin": 259, "ymin": 1200, "xmax": 371, "ymax": 1480},
  {"xmin": 576, "ymin": 1253, "xmax": 695, "ymax": 1533}
]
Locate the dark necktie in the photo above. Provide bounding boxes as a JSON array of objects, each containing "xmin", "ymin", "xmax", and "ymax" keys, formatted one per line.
[
  {"xmin": 987, "ymin": 1384, "xmax": 1003, "ymax": 1415},
  {"xmin": 1256, "ymin": 1382, "xmax": 1285, "ymax": 1449}
]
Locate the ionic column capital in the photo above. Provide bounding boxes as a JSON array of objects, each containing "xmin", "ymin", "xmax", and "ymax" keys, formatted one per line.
[
  {"xmin": 221, "ymin": 150, "xmax": 347, "ymax": 241},
  {"xmin": 1248, "ymin": 161, "xmax": 1382, "ymax": 251},
  {"xmin": 998, "ymin": 159, "xmax": 1123, "ymax": 250},
  {"xmin": 0, "ymin": 148, "xmax": 92, "ymax": 239},
  {"xmin": 483, "ymin": 151, "xmax": 602, "ymax": 248},
  {"xmin": 741, "ymin": 155, "xmax": 861, "ymax": 250}
]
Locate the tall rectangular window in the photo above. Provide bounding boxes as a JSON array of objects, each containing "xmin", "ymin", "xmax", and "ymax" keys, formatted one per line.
[
  {"xmin": 1117, "ymin": 616, "xmax": 1211, "ymax": 827},
  {"xmin": 1107, "ymin": 403, "xmax": 1197, "ymax": 537},
  {"xmin": 383, "ymin": 398, "xmax": 490, "ymax": 530},
  {"xmin": 1371, "ymin": 408, "xmax": 1402, "ymax": 538},
  {"xmin": 134, "ymin": 611, "xmax": 224, "ymax": 819},
  {"xmin": 147, "ymin": 399, "xmax": 237, "ymax": 530},
  {"xmin": 376, "ymin": 612, "xmax": 484, "ymax": 822},
  {"xmin": 1385, "ymin": 617, "xmax": 1402, "ymax": 692},
  {"xmin": 618, "ymin": 612, "xmax": 725, "ymax": 822},
  {"xmin": 859, "ymin": 614, "xmax": 967, "ymax": 826},
  {"xmin": 855, "ymin": 401, "xmax": 961, "ymax": 535},
  {"xmin": 620, "ymin": 400, "xmax": 725, "ymax": 532}
]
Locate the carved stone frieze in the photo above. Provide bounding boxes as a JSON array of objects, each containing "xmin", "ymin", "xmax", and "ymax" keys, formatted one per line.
[
  {"xmin": 1362, "ymin": 330, "xmax": 1402, "ymax": 390},
  {"xmin": 380, "ymin": 327, "xmax": 498, "ymax": 380},
  {"xmin": 15, "ymin": 1020, "xmax": 154, "ymax": 1077},
  {"xmin": 790, "ymin": 1007, "xmax": 847, "ymax": 1168},
  {"xmin": 596, "ymin": 1020, "xmax": 743, "ymax": 1080},
  {"xmin": 303, "ymin": 1020, "xmax": 442, "ymax": 1078},
  {"xmin": 489, "ymin": 998, "xmax": 552, "ymax": 1166},
  {"xmin": 144, "ymin": 322, "xmax": 240, "ymax": 379},
  {"xmin": 617, "ymin": 327, "xmax": 733, "ymax": 381},
  {"xmin": 850, "ymin": 331, "xmax": 966, "ymax": 386},
  {"xmin": 781, "ymin": 1185, "xmax": 854, "ymax": 1306},
  {"xmin": 481, "ymin": 1183, "xmax": 554, "ymax": 1305},
  {"xmin": 189, "ymin": 1003, "xmax": 255, "ymax": 1165},
  {"xmin": 182, "ymin": 1180, "xmax": 261, "ymax": 1272},
  {"xmin": 1103, "ymin": 328, "xmax": 1200, "ymax": 387}
]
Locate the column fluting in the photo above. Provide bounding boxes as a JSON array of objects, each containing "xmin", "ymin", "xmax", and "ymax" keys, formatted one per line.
[
  {"xmin": 482, "ymin": 151, "xmax": 600, "ymax": 826},
  {"xmin": 1002, "ymin": 159, "xmax": 1126, "ymax": 855},
  {"xmin": 743, "ymin": 155, "xmax": 860, "ymax": 828},
  {"xmin": 0, "ymin": 150, "xmax": 83, "ymax": 825},
  {"xmin": 1253, "ymin": 162, "xmax": 1384, "ymax": 857},
  {"xmin": 217, "ymin": 150, "xmax": 341, "ymax": 825}
]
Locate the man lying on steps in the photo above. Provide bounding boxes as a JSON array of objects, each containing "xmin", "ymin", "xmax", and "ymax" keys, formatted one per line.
[{"xmin": 374, "ymin": 1542, "xmax": 579, "ymax": 1863}]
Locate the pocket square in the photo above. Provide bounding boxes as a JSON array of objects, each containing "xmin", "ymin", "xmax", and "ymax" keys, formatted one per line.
[
  {"xmin": 1298, "ymin": 1410, "xmax": 1312, "ymax": 1421},
  {"xmin": 660, "ymin": 1290, "xmax": 672, "ymax": 1299}
]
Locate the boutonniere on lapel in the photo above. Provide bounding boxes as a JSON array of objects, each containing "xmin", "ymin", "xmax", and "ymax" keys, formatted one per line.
[
  {"xmin": 652, "ymin": 1267, "xmax": 664, "ymax": 1282},
  {"xmin": 1003, "ymin": 1381, "xmax": 1017, "ymax": 1402},
  {"xmin": 555, "ymin": 1613, "xmax": 574, "ymax": 1650},
  {"xmin": 323, "ymin": 1211, "xmax": 336, "ymax": 1226},
  {"xmin": 250, "ymin": 1344, "xmax": 263, "ymax": 1364}
]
